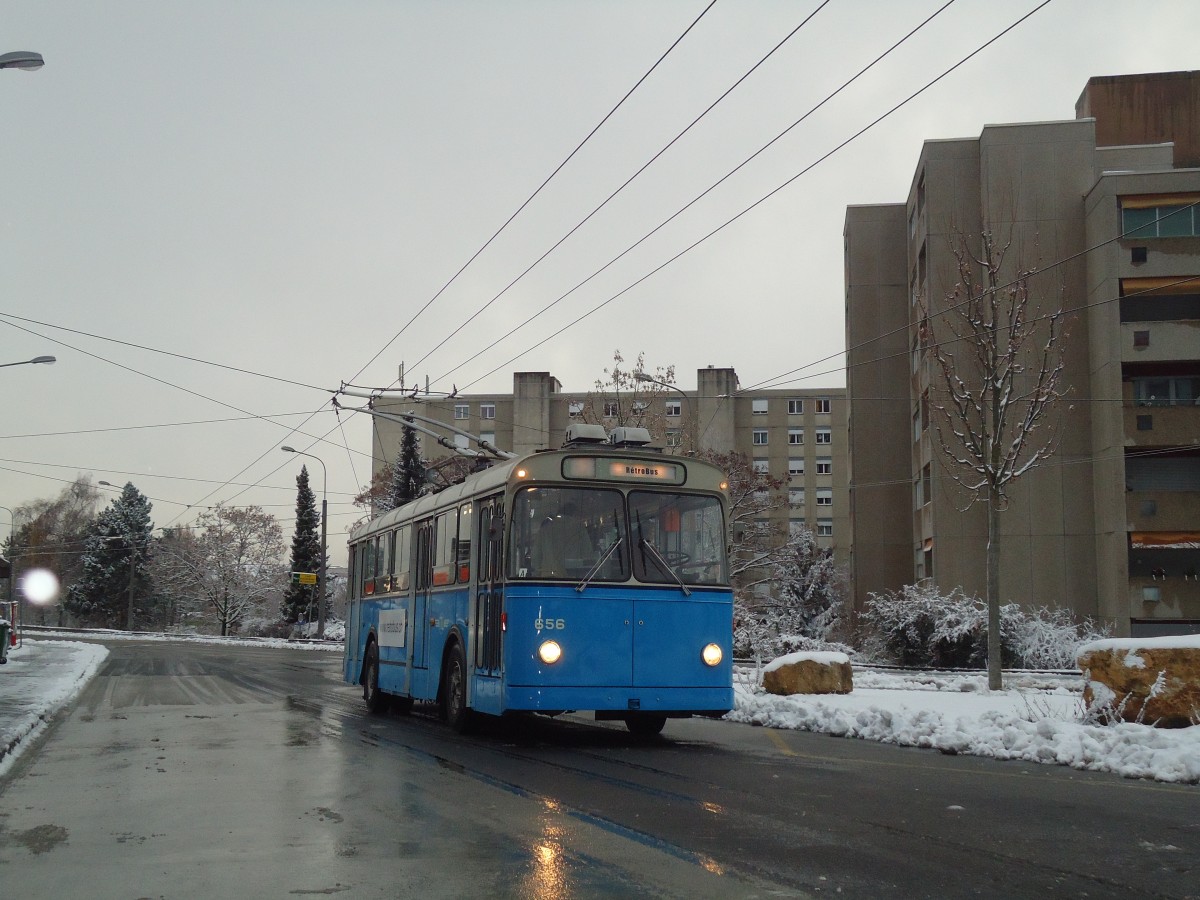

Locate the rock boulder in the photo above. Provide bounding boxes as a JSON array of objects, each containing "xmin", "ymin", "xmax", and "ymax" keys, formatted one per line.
[
  {"xmin": 1077, "ymin": 638, "xmax": 1200, "ymax": 728},
  {"xmin": 762, "ymin": 651, "xmax": 853, "ymax": 696}
]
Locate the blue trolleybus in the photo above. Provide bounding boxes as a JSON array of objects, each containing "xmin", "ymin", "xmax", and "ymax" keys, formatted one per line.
[{"xmin": 342, "ymin": 425, "xmax": 733, "ymax": 735}]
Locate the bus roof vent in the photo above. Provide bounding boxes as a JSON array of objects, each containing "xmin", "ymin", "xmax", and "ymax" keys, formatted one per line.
[
  {"xmin": 608, "ymin": 426, "xmax": 652, "ymax": 448},
  {"xmin": 563, "ymin": 423, "xmax": 608, "ymax": 446}
]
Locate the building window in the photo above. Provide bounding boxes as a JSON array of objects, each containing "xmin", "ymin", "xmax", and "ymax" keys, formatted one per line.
[
  {"xmin": 817, "ymin": 519, "xmax": 833, "ymax": 537},
  {"xmin": 752, "ymin": 459, "xmax": 770, "ymax": 475},
  {"xmin": 913, "ymin": 408, "xmax": 921, "ymax": 444},
  {"xmin": 453, "ymin": 433, "xmax": 469, "ymax": 449},
  {"xmin": 815, "ymin": 428, "xmax": 831, "ymax": 445},
  {"xmin": 568, "ymin": 400, "xmax": 584, "ymax": 418},
  {"xmin": 788, "ymin": 428, "xmax": 804, "ymax": 445},
  {"xmin": 816, "ymin": 398, "xmax": 831, "ymax": 414},
  {"xmin": 790, "ymin": 488, "xmax": 805, "ymax": 506},
  {"xmin": 921, "ymin": 463, "xmax": 931, "ymax": 506},
  {"xmin": 1142, "ymin": 585, "xmax": 1161, "ymax": 602},
  {"xmin": 816, "ymin": 457, "xmax": 832, "ymax": 475},
  {"xmin": 752, "ymin": 429, "xmax": 768, "ymax": 446},
  {"xmin": 480, "ymin": 403, "xmax": 496, "ymax": 420},
  {"xmin": 603, "ymin": 401, "xmax": 619, "ymax": 418},
  {"xmin": 480, "ymin": 431, "xmax": 495, "ymax": 447},
  {"xmin": 816, "ymin": 489, "xmax": 832, "ymax": 506},
  {"xmin": 454, "ymin": 404, "xmax": 469, "ymax": 420},
  {"xmin": 788, "ymin": 399, "xmax": 803, "ymax": 415},
  {"xmin": 1121, "ymin": 197, "xmax": 1200, "ymax": 238},
  {"xmin": 1137, "ymin": 415, "xmax": 1153, "ymax": 431},
  {"xmin": 788, "ymin": 458, "xmax": 805, "ymax": 477},
  {"xmin": 752, "ymin": 399, "xmax": 768, "ymax": 415},
  {"xmin": 665, "ymin": 400, "xmax": 681, "ymax": 417},
  {"xmin": 666, "ymin": 429, "xmax": 681, "ymax": 447},
  {"xmin": 1133, "ymin": 330, "xmax": 1150, "ymax": 348}
]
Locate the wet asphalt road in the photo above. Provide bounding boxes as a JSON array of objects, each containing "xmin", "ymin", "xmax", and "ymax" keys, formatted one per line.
[{"xmin": 0, "ymin": 640, "xmax": 1197, "ymax": 899}]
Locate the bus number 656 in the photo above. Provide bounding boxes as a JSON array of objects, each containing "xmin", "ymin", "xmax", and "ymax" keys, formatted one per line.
[{"xmin": 535, "ymin": 617, "xmax": 566, "ymax": 631}]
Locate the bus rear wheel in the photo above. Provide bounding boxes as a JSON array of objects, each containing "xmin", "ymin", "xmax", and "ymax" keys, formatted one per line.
[
  {"xmin": 624, "ymin": 713, "xmax": 667, "ymax": 737},
  {"xmin": 442, "ymin": 643, "xmax": 475, "ymax": 734},
  {"xmin": 363, "ymin": 642, "xmax": 389, "ymax": 715}
]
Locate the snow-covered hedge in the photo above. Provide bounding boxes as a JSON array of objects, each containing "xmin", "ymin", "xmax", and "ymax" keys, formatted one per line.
[{"xmin": 859, "ymin": 582, "xmax": 1110, "ymax": 670}]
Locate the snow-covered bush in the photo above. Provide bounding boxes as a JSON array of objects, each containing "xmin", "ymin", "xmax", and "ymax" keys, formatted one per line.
[{"xmin": 859, "ymin": 583, "xmax": 1109, "ymax": 669}]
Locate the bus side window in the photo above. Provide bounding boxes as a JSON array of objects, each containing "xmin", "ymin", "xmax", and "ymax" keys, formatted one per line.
[
  {"xmin": 433, "ymin": 509, "xmax": 455, "ymax": 586},
  {"xmin": 456, "ymin": 503, "xmax": 472, "ymax": 582},
  {"xmin": 394, "ymin": 524, "xmax": 411, "ymax": 592},
  {"xmin": 362, "ymin": 539, "xmax": 376, "ymax": 596}
]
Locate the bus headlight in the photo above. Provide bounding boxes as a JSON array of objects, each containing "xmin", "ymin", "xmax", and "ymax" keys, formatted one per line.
[
  {"xmin": 538, "ymin": 640, "xmax": 562, "ymax": 665},
  {"xmin": 701, "ymin": 643, "xmax": 723, "ymax": 667}
]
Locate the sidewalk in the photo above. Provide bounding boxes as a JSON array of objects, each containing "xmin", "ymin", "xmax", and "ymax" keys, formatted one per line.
[{"xmin": 0, "ymin": 639, "xmax": 109, "ymax": 777}]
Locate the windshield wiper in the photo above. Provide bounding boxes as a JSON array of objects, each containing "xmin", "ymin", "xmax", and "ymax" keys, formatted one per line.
[
  {"xmin": 639, "ymin": 536, "xmax": 691, "ymax": 596},
  {"xmin": 576, "ymin": 538, "xmax": 622, "ymax": 593}
]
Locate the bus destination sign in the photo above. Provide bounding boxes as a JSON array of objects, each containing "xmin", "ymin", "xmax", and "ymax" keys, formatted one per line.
[{"xmin": 563, "ymin": 455, "xmax": 684, "ymax": 485}]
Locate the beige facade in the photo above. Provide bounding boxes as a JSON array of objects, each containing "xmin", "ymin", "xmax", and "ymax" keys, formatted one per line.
[
  {"xmin": 844, "ymin": 71, "xmax": 1200, "ymax": 637},
  {"xmin": 369, "ymin": 367, "xmax": 848, "ymax": 562}
]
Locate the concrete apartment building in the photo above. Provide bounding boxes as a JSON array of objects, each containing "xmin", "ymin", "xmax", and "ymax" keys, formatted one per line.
[
  {"xmin": 844, "ymin": 71, "xmax": 1200, "ymax": 637},
  {"xmin": 369, "ymin": 367, "xmax": 848, "ymax": 559}
]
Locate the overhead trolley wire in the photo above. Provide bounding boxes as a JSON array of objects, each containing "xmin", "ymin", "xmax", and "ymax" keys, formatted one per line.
[
  {"xmin": 353, "ymin": 0, "xmax": 721, "ymax": 388},
  {"xmin": 174, "ymin": 3, "xmax": 721, "ymax": 521},
  {"xmin": 408, "ymin": 0, "xmax": 833, "ymax": 378},
  {"xmin": 433, "ymin": 0, "xmax": 971, "ymax": 390}
]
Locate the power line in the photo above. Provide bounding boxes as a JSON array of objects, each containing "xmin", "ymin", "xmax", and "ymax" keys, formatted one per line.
[
  {"xmin": 0, "ymin": 411, "xmax": 327, "ymax": 441},
  {"xmin": 350, "ymin": 0, "xmax": 721, "ymax": 388},
  {"xmin": 0, "ymin": 311, "xmax": 331, "ymax": 392},
  {"xmin": 432, "ymin": 0, "xmax": 957, "ymax": 389},
  {"xmin": 409, "ymin": 0, "xmax": 833, "ymax": 379},
  {"xmin": 453, "ymin": 1, "xmax": 1054, "ymax": 391}
]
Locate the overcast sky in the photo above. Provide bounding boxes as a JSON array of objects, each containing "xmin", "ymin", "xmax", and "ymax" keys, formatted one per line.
[{"xmin": 2, "ymin": 0, "xmax": 1197, "ymax": 562}]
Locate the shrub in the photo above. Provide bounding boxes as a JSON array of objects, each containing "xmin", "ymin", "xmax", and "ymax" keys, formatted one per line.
[{"xmin": 859, "ymin": 582, "xmax": 1110, "ymax": 669}]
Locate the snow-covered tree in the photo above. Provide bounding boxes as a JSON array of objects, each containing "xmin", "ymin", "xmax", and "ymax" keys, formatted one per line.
[
  {"xmin": 65, "ymin": 482, "xmax": 154, "ymax": 629},
  {"xmin": 190, "ymin": 505, "xmax": 286, "ymax": 636},
  {"xmin": 281, "ymin": 465, "xmax": 322, "ymax": 625},
  {"xmin": 146, "ymin": 526, "xmax": 205, "ymax": 631},
  {"xmin": 733, "ymin": 523, "xmax": 847, "ymax": 659},
  {"xmin": 921, "ymin": 231, "xmax": 1069, "ymax": 689},
  {"xmin": 700, "ymin": 449, "xmax": 792, "ymax": 593}
]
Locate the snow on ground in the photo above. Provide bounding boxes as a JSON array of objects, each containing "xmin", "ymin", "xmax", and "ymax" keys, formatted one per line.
[
  {"xmin": 729, "ymin": 665, "xmax": 1200, "ymax": 784},
  {"xmin": 19, "ymin": 628, "xmax": 345, "ymax": 651},
  {"xmin": 0, "ymin": 640, "xmax": 109, "ymax": 779}
]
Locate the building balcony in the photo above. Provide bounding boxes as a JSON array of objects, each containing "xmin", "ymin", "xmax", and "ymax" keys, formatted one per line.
[
  {"xmin": 1121, "ymin": 322, "xmax": 1200, "ymax": 364},
  {"xmin": 1128, "ymin": 576, "xmax": 1200, "ymax": 621}
]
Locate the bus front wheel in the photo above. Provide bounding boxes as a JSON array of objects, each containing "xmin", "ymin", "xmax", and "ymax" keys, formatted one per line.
[
  {"xmin": 442, "ymin": 643, "xmax": 475, "ymax": 733},
  {"xmin": 624, "ymin": 713, "xmax": 667, "ymax": 737},
  {"xmin": 363, "ymin": 642, "xmax": 389, "ymax": 715}
]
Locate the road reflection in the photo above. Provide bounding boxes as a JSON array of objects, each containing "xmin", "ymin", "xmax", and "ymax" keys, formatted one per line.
[{"xmin": 520, "ymin": 798, "xmax": 569, "ymax": 900}]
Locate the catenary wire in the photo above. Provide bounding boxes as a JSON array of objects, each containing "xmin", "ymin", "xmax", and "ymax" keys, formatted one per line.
[
  {"xmin": 407, "ymin": 0, "xmax": 833, "ymax": 378},
  {"xmin": 450, "ymin": 1, "xmax": 1055, "ymax": 392},
  {"xmin": 430, "ymin": 0, "xmax": 957, "ymax": 388}
]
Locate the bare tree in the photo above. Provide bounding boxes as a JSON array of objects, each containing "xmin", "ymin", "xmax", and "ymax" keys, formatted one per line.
[
  {"xmin": 701, "ymin": 450, "xmax": 793, "ymax": 592},
  {"xmin": 579, "ymin": 350, "xmax": 680, "ymax": 447},
  {"xmin": 187, "ymin": 505, "xmax": 286, "ymax": 636},
  {"xmin": 922, "ymin": 231, "xmax": 1068, "ymax": 689}
]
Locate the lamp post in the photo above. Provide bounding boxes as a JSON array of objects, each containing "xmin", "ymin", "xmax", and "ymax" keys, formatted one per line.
[
  {"xmin": 633, "ymin": 372, "xmax": 694, "ymax": 454},
  {"xmin": 281, "ymin": 446, "xmax": 327, "ymax": 639},
  {"xmin": 0, "ymin": 355, "xmax": 55, "ymax": 369},
  {"xmin": 0, "ymin": 51, "xmax": 45, "ymax": 71},
  {"xmin": 98, "ymin": 482, "xmax": 140, "ymax": 631},
  {"xmin": 0, "ymin": 505, "xmax": 14, "ymax": 644}
]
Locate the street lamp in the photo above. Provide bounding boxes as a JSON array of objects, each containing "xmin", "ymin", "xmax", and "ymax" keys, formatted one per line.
[
  {"xmin": 98, "ymin": 481, "xmax": 139, "ymax": 631},
  {"xmin": 633, "ymin": 372, "xmax": 694, "ymax": 454},
  {"xmin": 0, "ymin": 51, "xmax": 45, "ymax": 71},
  {"xmin": 0, "ymin": 355, "xmax": 56, "ymax": 369},
  {"xmin": 281, "ymin": 446, "xmax": 327, "ymax": 639}
]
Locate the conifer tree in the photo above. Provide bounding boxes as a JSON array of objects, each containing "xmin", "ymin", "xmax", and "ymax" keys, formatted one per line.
[
  {"xmin": 282, "ymin": 465, "xmax": 322, "ymax": 625},
  {"xmin": 392, "ymin": 422, "xmax": 423, "ymax": 508},
  {"xmin": 65, "ymin": 482, "xmax": 154, "ymax": 629}
]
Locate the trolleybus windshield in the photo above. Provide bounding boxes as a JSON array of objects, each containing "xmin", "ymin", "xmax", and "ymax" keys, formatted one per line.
[
  {"xmin": 508, "ymin": 487, "xmax": 629, "ymax": 581},
  {"xmin": 507, "ymin": 485, "xmax": 728, "ymax": 586},
  {"xmin": 629, "ymin": 491, "xmax": 727, "ymax": 586}
]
